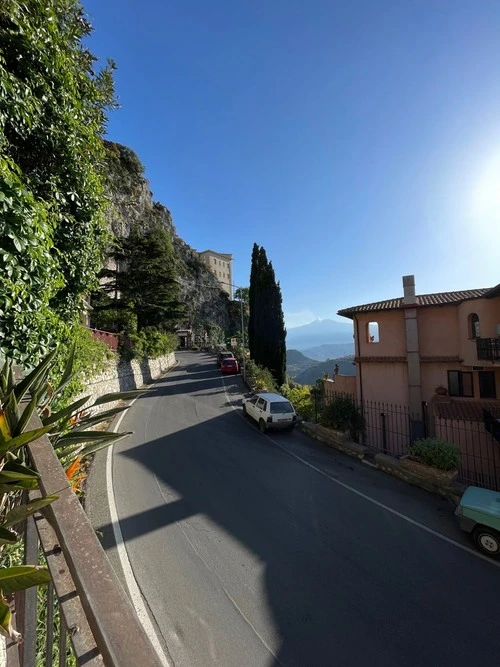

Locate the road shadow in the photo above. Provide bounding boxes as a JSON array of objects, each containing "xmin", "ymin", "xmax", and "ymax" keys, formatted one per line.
[
  {"xmin": 117, "ymin": 359, "xmax": 137, "ymax": 391},
  {"xmin": 97, "ymin": 377, "xmax": 500, "ymax": 666}
]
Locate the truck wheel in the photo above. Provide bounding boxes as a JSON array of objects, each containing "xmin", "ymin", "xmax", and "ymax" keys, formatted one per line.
[
  {"xmin": 259, "ymin": 419, "xmax": 267, "ymax": 433},
  {"xmin": 242, "ymin": 404, "xmax": 247, "ymax": 415},
  {"xmin": 472, "ymin": 525, "xmax": 500, "ymax": 559}
]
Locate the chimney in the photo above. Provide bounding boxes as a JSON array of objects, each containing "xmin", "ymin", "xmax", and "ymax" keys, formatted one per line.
[{"xmin": 402, "ymin": 275, "xmax": 417, "ymax": 305}]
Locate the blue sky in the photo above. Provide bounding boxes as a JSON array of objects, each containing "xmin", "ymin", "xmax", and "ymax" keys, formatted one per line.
[{"xmin": 85, "ymin": 0, "xmax": 500, "ymax": 328}]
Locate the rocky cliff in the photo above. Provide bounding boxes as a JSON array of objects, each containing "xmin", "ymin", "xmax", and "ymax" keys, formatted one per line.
[{"xmin": 103, "ymin": 141, "xmax": 239, "ymax": 341}]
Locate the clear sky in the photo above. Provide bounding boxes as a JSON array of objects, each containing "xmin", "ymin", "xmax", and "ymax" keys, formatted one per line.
[{"xmin": 85, "ymin": 0, "xmax": 500, "ymax": 328}]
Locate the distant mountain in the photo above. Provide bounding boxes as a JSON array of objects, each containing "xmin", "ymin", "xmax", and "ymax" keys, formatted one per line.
[
  {"xmin": 301, "ymin": 343, "xmax": 354, "ymax": 362},
  {"xmin": 287, "ymin": 319, "xmax": 353, "ymax": 352},
  {"xmin": 286, "ymin": 349, "xmax": 319, "ymax": 378},
  {"xmin": 294, "ymin": 357, "xmax": 356, "ymax": 386}
]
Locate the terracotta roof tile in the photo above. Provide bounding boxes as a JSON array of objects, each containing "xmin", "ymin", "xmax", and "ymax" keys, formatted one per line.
[
  {"xmin": 338, "ymin": 289, "xmax": 491, "ymax": 318},
  {"xmin": 485, "ymin": 283, "xmax": 500, "ymax": 298},
  {"xmin": 432, "ymin": 399, "xmax": 500, "ymax": 422}
]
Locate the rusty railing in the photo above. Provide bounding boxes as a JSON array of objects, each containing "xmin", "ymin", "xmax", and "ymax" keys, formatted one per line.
[{"xmin": 6, "ymin": 396, "xmax": 163, "ymax": 666}]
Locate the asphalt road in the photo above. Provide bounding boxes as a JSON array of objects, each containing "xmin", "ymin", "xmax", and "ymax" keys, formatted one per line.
[{"xmin": 87, "ymin": 351, "xmax": 500, "ymax": 667}]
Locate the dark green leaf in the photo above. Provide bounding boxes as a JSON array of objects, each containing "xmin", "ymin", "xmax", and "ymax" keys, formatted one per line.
[
  {"xmin": 13, "ymin": 392, "xmax": 37, "ymax": 437},
  {"xmin": 0, "ymin": 527, "xmax": 18, "ymax": 545},
  {"xmin": 0, "ymin": 566, "xmax": 51, "ymax": 595},
  {"xmin": 3, "ymin": 496, "xmax": 58, "ymax": 528},
  {"xmin": 79, "ymin": 433, "xmax": 131, "ymax": 457},
  {"xmin": 92, "ymin": 390, "xmax": 147, "ymax": 406},
  {"xmin": 14, "ymin": 348, "xmax": 57, "ymax": 404},
  {"xmin": 0, "ymin": 426, "xmax": 52, "ymax": 455},
  {"xmin": 53, "ymin": 341, "xmax": 76, "ymax": 398},
  {"xmin": 54, "ymin": 430, "xmax": 132, "ymax": 447},
  {"xmin": 72, "ymin": 405, "xmax": 128, "ymax": 430},
  {"xmin": 42, "ymin": 395, "xmax": 89, "ymax": 427}
]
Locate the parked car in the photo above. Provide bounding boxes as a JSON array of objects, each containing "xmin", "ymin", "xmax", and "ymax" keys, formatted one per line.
[
  {"xmin": 242, "ymin": 392, "xmax": 297, "ymax": 433},
  {"xmin": 455, "ymin": 486, "xmax": 500, "ymax": 559},
  {"xmin": 217, "ymin": 350, "xmax": 235, "ymax": 366},
  {"xmin": 221, "ymin": 358, "xmax": 239, "ymax": 375}
]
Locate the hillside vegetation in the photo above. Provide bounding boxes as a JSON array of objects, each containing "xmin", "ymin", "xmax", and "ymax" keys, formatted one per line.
[
  {"xmin": 294, "ymin": 357, "xmax": 355, "ymax": 385},
  {"xmin": 286, "ymin": 349, "xmax": 319, "ymax": 378}
]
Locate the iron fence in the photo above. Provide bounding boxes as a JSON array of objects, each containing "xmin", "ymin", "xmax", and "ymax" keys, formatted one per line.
[{"xmin": 316, "ymin": 390, "xmax": 500, "ymax": 492}]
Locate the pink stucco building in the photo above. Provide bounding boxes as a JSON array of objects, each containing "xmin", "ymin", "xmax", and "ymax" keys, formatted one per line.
[
  {"xmin": 334, "ymin": 276, "xmax": 500, "ymax": 488},
  {"xmin": 337, "ymin": 275, "xmax": 500, "ymax": 414}
]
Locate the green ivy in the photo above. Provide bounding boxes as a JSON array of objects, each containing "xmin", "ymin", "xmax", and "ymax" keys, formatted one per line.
[{"xmin": 0, "ymin": 0, "xmax": 115, "ymax": 363}]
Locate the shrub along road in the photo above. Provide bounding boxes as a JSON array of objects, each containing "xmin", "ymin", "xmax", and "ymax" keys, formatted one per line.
[{"xmin": 87, "ymin": 351, "xmax": 500, "ymax": 667}]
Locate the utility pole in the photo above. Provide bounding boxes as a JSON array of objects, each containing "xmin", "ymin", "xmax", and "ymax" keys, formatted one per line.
[{"xmin": 239, "ymin": 295, "xmax": 245, "ymax": 350}]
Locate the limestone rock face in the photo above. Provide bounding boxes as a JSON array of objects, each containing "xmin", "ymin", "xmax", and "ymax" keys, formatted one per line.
[{"xmin": 103, "ymin": 141, "xmax": 239, "ymax": 339}]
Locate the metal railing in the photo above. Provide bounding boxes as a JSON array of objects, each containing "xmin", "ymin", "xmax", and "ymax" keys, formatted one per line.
[
  {"xmin": 6, "ymin": 401, "xmax": 163, "ymax": 666},
  {"xmin": 476, "ymin": 337, "xmax": 500, "ymax": 362},
  {"xmin": 88, "ymin": 328, "xmax": 120, "ymax": 351}
]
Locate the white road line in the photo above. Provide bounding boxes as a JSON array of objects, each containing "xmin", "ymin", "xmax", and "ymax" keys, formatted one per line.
[
  {"xmin": 221, "ymin": 375, "xmax": 500, "ymax": 569},
  {"xmin": 107, "ymin": 369, "xmax": 178, "ymax": 667}
]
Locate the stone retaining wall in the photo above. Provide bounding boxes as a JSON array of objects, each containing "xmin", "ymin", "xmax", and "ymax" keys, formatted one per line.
[
  {"xmin": 300, "ymin": 422, "xmax": 368, "ymax": 460},
  {"xmin": 78, "ymin": 352, "xmax": 176, "ymax": 411}
]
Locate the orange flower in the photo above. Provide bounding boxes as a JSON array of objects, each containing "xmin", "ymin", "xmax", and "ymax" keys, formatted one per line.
[{"xmin": 65, "ymin": 457, "xmax": 86, "ymax": 493}]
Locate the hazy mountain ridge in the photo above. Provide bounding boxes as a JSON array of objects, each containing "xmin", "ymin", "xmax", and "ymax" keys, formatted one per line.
[
  {"xmin": 294, "ymin": 357, "xmax": 356, "ymax": 386},
  {"xmin": 287, "ymin": 319, "xmax": 353, "ymax": 353},
  {"xmin": 301, "ymin": 343, "xmax": 354, "ymax": 361},
  {"xmin": 286, "ymin": 349, "xmax": 319, "ymax": 378}
]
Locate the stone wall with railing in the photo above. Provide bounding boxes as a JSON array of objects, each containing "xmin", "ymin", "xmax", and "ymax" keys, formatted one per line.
[{"xmin": 78, "ymin": 352, "xmax": 176, "ymax": 411}]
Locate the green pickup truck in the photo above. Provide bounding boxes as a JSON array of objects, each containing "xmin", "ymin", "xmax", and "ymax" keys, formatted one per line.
[{"xmin": 456, "ymin": 486, "xmax": 500, "ymax": 559}]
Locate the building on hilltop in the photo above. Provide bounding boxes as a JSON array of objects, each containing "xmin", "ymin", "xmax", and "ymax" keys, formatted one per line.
[{"xmin": 198, "ymin": 250, "xmax": 233, "ymax": 298}]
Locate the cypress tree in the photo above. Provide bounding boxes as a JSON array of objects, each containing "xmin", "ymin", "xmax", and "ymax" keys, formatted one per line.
[
  {"xmin": 248, "ymin": 243, "xmax": 260, "ymax": 359},
  {"xmin": 248, "ymin": 244, "xmax": 287, "ymax": 387}
]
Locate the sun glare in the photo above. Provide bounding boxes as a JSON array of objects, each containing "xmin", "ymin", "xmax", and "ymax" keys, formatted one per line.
[{"xmin": 470, "ymin": 154, "xmax": 500, "ymax": 225}]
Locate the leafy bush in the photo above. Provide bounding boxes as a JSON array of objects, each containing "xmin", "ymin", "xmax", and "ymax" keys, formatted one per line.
[
  {"xmin": 245, "ymin": 360, "xmax": 277, "ymax": 392},
  {"xmin": 51, "ymin": 325, "xmax": 114, "ymax": 407},
  {"xmin": 280, "ymin": 384, "xmax": 314, "ymax": 421},
  {"xmin": 409, "ymin": 438, "xmax": 461, "ymax": 471},
  {"xmin": 123, "ymin": 328, "xmax": 177, "ymax": 360},
  {"xmin": 320, "ymin": 394, "xmax": 365, "ymax": 440}
]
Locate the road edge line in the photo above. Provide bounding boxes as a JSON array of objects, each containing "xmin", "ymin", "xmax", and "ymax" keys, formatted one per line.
[{"xmin": 106, "ymin": 360, "xmax": 180, "ymax": 667}]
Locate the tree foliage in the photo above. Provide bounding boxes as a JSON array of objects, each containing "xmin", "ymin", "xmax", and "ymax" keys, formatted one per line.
[
  {"xmin": 248, "ymin": 244, "xmax": 287, "ymax": 386},
  {"xmin": 0, "ymin": 0, "xmax": 115, "ymax": 363},
  {"xmin": 92, "ymin": 225, "xmax": 185, "ymax": 332}
]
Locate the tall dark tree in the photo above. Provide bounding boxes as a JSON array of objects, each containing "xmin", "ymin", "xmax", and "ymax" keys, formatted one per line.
[
  {"xmin": 248, "ymin": 244, "xmax": 287, "ymax": 386},
  {"xmin": 248, "ymin": 243, "xmax": 261, "ymax": 359},
  {"xmin": 93, "ymin": 225, "xmax": 185, "ymax": 331}
]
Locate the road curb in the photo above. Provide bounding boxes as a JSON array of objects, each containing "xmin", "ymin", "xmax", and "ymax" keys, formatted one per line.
[{"xmin": 299, "ymin": 421, "xmax": 465, "ymax": 504}]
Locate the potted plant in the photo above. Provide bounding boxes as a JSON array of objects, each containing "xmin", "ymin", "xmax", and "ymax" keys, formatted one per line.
[
  {"xmin": 401, "ymin": 437, "xmax": 460, "ymax": 483},
  {"xmin": 435, "ymin": 385, "xmax": 448, "ymax": 396}
]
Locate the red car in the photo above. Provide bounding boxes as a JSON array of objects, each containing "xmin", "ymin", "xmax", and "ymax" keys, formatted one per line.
[{"xmin": 221, "ymin": 358, "xmax": 239, "ymax": 375}]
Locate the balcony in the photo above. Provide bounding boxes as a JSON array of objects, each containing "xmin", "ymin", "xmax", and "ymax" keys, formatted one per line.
[{"xmin": 476, "ymin": 337, "xmax": 500, "ymax": 362}]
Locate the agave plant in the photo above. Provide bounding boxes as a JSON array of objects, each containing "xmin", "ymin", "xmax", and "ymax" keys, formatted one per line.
[{"xmin": 0, "ymin": 345, "xmax": 145, "ymax": 643}]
